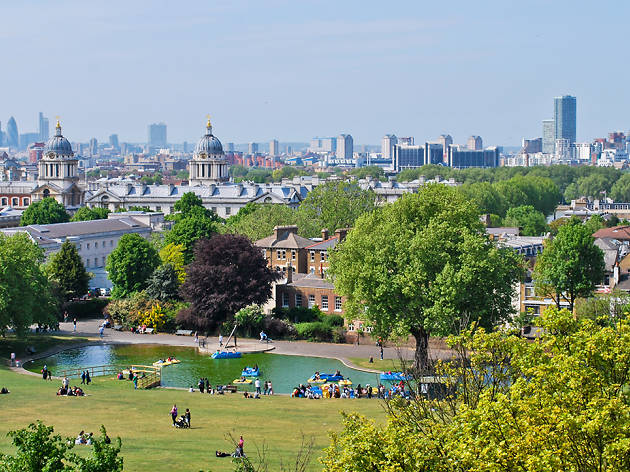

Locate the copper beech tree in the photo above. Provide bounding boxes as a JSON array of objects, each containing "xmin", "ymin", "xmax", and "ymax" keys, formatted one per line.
[{"xmin": 177, "ymin": 234, "xmax": 280, "ymax": 332}]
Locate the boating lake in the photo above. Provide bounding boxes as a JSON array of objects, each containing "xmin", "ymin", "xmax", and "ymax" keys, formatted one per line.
[{"xmin": 26, "ymin": 344, "xmax": 382, "ymax": 394}]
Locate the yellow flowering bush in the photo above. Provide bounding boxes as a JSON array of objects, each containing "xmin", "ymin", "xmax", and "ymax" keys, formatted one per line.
[{"xmin": 138, "ymin": 303, "xmax": 168, "ymax": 332}]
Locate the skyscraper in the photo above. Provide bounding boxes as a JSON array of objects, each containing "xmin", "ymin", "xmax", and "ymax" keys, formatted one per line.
[
  {"xmin": 6, "ymin": 117, "xmax": 18, "ymax": 148},
  {"xmin": 38, "ymin": 112, "xmax": 49, "ymax": 141},
  {"xmin": 248, "ymin": 142, "xmax": 258, "ymax": 155},
  {"xmin": 89, "ymin": 138, "xmax": 98, "ymax": 156},
  {"xmin": 554, "ymin": 95, "xmax": 577, "ymax": 143},
  {"xmin": 542, "ymin": 119, "xmax": 555, "ymax": 154},
  {"xmin": 467, "ymin": 136, "xmax": 483, "ymax": 150},
  {"xmin": 381, "ymin": 134, "xmax": 397, "ymax": 160},
  {"xmin": 148, "ymin": 123, "xmax": 167, "ymax": 149},
  {"xmin": 225, "ymin": 142, "xmax": 234, "ymax": 152},
  {"xmin": 109, "ymin": 134, "xmax": 119, "ymax": 149},
  {"xmin": 336, "ymin": 134, "xmax": 353, "ymax": 159},
  {"xmin": 269, "ymin": 139, "xmax": 279, "ymax": 157}
]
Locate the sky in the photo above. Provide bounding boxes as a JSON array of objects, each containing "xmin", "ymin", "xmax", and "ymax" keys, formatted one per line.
[{"xmin": 2, "ymin": 0, "xmax": 629, "ymax": 146}]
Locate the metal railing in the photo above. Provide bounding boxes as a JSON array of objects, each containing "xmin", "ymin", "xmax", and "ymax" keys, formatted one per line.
[{"xmin": 60, "ymin": 364, "xmax": 161, "ymax": 389}]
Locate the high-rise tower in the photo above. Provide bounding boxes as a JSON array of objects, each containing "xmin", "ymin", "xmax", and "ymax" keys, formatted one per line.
[
  {"xmin": 554, "ymin": 95, "xmax": 576, "ymax": 143},
  {"xmin": 6, "ymin": 117, "xmax": 18, "ymax": 148}
]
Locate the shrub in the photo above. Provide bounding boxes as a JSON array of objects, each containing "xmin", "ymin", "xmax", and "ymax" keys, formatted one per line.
[
  {"xmin": 234, "ymin": 305, "xmax": 266, "ymax": 337},
  {"xmin": 62, "ymin": 298, "xmax": 109, "ymax": 320},
  {"xmin": 262, "ymin": 317, "xmax": 297, "ymax": 340},
  {"xmin": 272, "ymin": 306, "xmax": 321, "ymax": 323},
  {"xmin": 323, "ymin": 314, "xmax": 345, "ymax": 327},
  {"xmin": 294, "ymin": 322, "xmax": 333, "ymax": 342}
]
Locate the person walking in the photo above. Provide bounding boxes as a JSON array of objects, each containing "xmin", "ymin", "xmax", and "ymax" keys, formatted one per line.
[
  {"xmin": 235, "ymin": 436, "xmax": 245, "ymax": 457},
  {"xmin": 219, "ymin": 333, "xmax": 223, "ymax": 347},
  {"xmin": 170, "ymin": 404, "xmax": 178, "ymax": 426},
  {"xmin": 99, "ymin": 325, "xmax": 104, "ymax": 338},
  {"xmin": 185, "ymin": 408, "xmax": 191, "ymax": 428},
  {"xmin": 255, "ymin": 378, "xmax": 261, "ymax": 395},
  {"xmin": 81, "ymin": 371, "xmax": 86, "ymax": 384},
  {"xmin": 73, "ymin": 318, "xmax": 77, "ymax": 333},
  {"xmin": 85, "ymin": 371, "xmax": 91, "ymax": 385},
  {"xmin": 194, "ymin": 331, "xmax": 198, "ymax": 344},
  {"xmin": 198, "ymin": 378, "xmax": 205, "ymax": 393},
  {"xmin": 263, "ymin": 381, "xmax": 268, "ymax": 395},
  {"xmin": 132, "ymin": 373, "xmax": 138, "ymax": 389},
  {"xmin": 267, "ymin": 380, "xmax": 273, "ymax": 395},
  {"xmin": 62, "ymin": 376, "xmax": 69, "ymax": 389}
]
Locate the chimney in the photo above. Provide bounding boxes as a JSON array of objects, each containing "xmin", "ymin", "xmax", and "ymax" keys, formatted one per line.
[
  {"xmin": 335, "ymin": 228, "xmax": 348, "ymax": 242},
  {"xmin": 286, "ymin": 263, "xmax": 292, "ymax": 283},
  {"xmin": 321, "ymin": 228, "xmax": 329, "ymax": 240},
  {"xmin": 274, "ymin": 225, "xmax": 298, "ymax": 240}
]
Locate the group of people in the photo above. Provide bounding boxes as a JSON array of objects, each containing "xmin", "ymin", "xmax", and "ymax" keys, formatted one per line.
[
  {"xmin": 57, "ymin": 385, "xmax": 85, "ymax": 396},
  {"xmin": 196, "ymin": 378, "xmax": 213, "ymax": 393},
  {"xmin": 41, "ymin": 365, "xmax": 53, "ymax": 381},
  {"xmin": 131, "ymin": 324, "xmax": 148, "ymax": 334},
  {"xmin": 169, "ymin": 404, "xmax": 191, "ymax": 428},
  {"xmin": 292, "ymin": 382, "xmax": 392, "ymax": 399},
  {"xmin": 74, "ymin": 431, "xmax": 96, "ymax": 445},
  {"xmin": 80, "ymin": 370, "xmax": 92, "ymax": 385},
  {"xmin": 216, "ymin": 436, "xmax": 245, "ymax": 458}
]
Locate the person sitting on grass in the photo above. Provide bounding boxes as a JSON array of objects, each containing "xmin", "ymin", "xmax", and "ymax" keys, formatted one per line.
[
  {"xmin": 75, "ymin": 431, "xmax": 86, "ymax": 445},
  {"xmin": 0, "ymin": 387, "xmax": 9, "ymax": 394}
]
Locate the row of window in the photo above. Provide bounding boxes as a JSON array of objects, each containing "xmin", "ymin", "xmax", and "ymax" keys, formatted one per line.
[
  {"xmin": 281, "ymin": 292, "xmax": 342, "ymax": 311},
  {"xmin": 1, "ymin": 197, "xmax": 29, "ymax": 207},
  {"xmin": 80, "ymin": 240, "xmax": 115, "ymax": 251},
  {"xmin": 309, "ymin": 251, "xmax": 327, "ymax": 262},
  {"xmin": 84, "ymin": 256, "xmax": 107, "ymax": 268},
  {"xmin": 276, "ymin": 249, "xmax": 297, "ymax": 261},
  {"xmin": 347, "ymin": 323, "xmax": 373, "ymax": 333}
]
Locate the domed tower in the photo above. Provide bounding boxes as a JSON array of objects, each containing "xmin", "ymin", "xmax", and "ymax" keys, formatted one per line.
[
  {"xmin": 189, "ymin": 117, "xmax": 229, "ymax": 186},
  {"xmin": 35, "ymin": 120, "xmax": 83, "ymax": 207}
]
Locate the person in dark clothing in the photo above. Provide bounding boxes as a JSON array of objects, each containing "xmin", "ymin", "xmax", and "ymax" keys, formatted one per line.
[
  {"xmin": 198, "ymin": 378, "xmax": 205, "ymax": 393},
  {"xmin": 81, "ymin": 371, "xmax": 86, "ymax": 384},
  {"xmin": 185, "ymin": 408, "xmax": 191, "ymax": 427},
  {"xmin": 85, "ymin": 371, "xmax": 91, "ymax": 385}
]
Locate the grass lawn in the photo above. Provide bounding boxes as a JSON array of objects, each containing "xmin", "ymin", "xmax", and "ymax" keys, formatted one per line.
[
  {"xmin": 348, "ymin": 356, "xmax": 402, "ymax": 372},
  {"xmin": 0, "ymin": 344, "xmax": 386, "ymax": 471}
]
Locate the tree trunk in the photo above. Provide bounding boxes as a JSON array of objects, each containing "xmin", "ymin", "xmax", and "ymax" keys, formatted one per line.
[{"xmin": 410, "ymin": 326, "xmax": 430, "ymax": 374}]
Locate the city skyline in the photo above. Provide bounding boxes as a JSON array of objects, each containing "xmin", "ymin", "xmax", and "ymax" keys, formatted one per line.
[{"xmin": 2, "ymin": 1, "xmax": 630, "ymax": 144}]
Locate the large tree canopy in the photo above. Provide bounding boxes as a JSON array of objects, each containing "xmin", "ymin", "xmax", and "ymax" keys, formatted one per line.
[
  {"xmin": 106, "ymin": 234, "xmax": 160, "ymax": 298},
  {"xmin": 0, "ymin": 233, "xmax": 57, "ymax": 336},
  {"xmin": 178, "ymin": 234, "xmax": 280, "ymax": 331},
  {"xmin": 164, "ymin": 213, "xmax": 218, "ymax": 263},
  {"xmin": 533, "ymin": 219, "xmax": 605, "ymax": 312},
  {"xmin": 328, "ymin": 184, "xmax": 524, "ymax": 371},
  {"xmin": 225, "ymin": 203, "xmax": 298, "ymax": 242},
  {"xmin": 46, "ymin": 241, "xmax": 90, "ymax": 301},
  {"xmin": 297, "ymin": 181, "xmax": 377, "ymax": 238},
  {"xmin": 70, "ymin": 207, "xmax": 110, "ymax": 222},
  {"xmin": 20, "ymin": 198, "xmax": 69, "ymax": 226},
  {"xmin": 503, "ymin": 205, "xmax": 548, "ymax": 236}
]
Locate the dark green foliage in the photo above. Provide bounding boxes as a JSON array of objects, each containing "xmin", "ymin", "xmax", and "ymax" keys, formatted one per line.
[
  {"xmin": 62, "ymin": 298, "xmax": 109, "ymax": 319},
  {"xmin": 272, "ymin": 306, "xmax": 322, "ymax": 323},
  {"xmin": 164, "ymin": 213, "xmax": 219, "ymax": 263},
  {"xmin": 106, "ymin": 234, "xmax": 160, "ymax": 298},
  {"xmin": 145, "ymin": 264, "xmax": 180, "ymax": 301},
  {"xmin": 503, "ymin": 205, "xmax": 548, "ymax": 236},
  {"xmin": 46, "ymin": 241, "xmax": 90, "ymax": 301},
  {"xmin": 323, "ymin": 314, "xmax": 345, "ymax": 327},
  {"xmin": 20, "ymin": 198, "xmax": 69, "ymax": 225},
  {"xmin": 294, "ymin": 321, "xmax": 333, "ymax": 342},
  {"xmin": 71, "ymin": 207, "xmax": 110, "ymax": 221}
]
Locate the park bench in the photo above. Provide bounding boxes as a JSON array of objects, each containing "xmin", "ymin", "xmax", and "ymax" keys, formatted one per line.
[
  {"xmin": 113, "ymin": 325, "xmax": 123, "ymax": 331},
  {"xmin": 225, "ymin": 385, "xmax": 238, "ymax": 393},
  {"xmin": 143, "ymin": 328, "xmax": 154, "ymax": 334},
  {"xmin": 175, "ymin": 329, "xmax": 193, "ymax": 336}
]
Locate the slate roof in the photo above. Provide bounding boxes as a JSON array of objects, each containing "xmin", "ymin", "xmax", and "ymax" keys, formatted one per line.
[
  {"xmin": 255, "ymin": 228, "xmax": 313, "ymax": 249},
  {"xmin": 305, "ymin": 236, "xmax": 339, "ymax": 250},
  {"xmin": 287, "ymin": 273, "xmax": 335, "ymax": 289},
  {"xmin": 592, "ymin": 226, "xmax": 630, "ymax": 241}
]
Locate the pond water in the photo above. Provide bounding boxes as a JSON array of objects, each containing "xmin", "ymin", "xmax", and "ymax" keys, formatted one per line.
[{"xmin": 27, "ymin": 344, "xmax": 382, "ymax": 394}]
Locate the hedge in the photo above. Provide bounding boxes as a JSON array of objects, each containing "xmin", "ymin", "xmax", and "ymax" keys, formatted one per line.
[
  {"xmin": 62, "ymin": 298, "xmax": 110, "ymax": 320},
  {"xmin": 294, "ymin": 322, "xmax": 333, "ymax": 342}
]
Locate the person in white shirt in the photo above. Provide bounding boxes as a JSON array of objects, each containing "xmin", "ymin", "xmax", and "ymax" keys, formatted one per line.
[
  {"xmin": 255, "ymin": 378, "xmax": 261, "ymax": 394},
  {"xmin": 219, "ymin": 334, "xmax": 223, "ymax": 347}
]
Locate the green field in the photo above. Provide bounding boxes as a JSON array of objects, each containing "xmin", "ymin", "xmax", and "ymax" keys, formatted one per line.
[{"xmin": 0, "ymin": 339, "xmax": 386, "ymax": 471}]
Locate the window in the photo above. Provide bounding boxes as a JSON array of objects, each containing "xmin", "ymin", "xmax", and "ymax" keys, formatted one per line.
[
  {"xmin": 225, "ymin": 207, "xmax": 231, "ymax": 215},
  {"xmin": 276, "ymin": 250, "xmax": 281, "ymax": 260},
  {"xmin": 282, "ymin": 292, "xmax": 289, "ymax": 308},
  {"xmin": 334, "ymin": 296, "xmax": 342, "ymax": 311},
  {"xmin": 94, "ymin": 258, "xmax": 98, "ymax": 267},
  {"xmin": 525, "ymin": 286, "xmax": 536, "ymax": 298},
  {"xmin": 308, "ymin": 294, "xmax": 315, "ymax": 308},
  {"xmin": 156, "ymin": 206, "xmax": 161, "ymax": 211},
  {"xmin": 365, "ymin": 326, "xmax": 373, "ymax": 333},
  {"xmin": 95, "ymin": 242, "xmax": 98, "ymax": 249},
  {"xmin": 321, "ymin": 295, "xmax": 328, "ymax": 310},
  {"xmin": 348, "ymin": 323, "xmax": 355, "ymax": 331},
  {"xmin": 102, "ymin": 257, "xmax": 106, "ymax": 266},
  {"xmin": 321, "ymin": 251, "xmax": 327, "ymax": 261},
  {"xmin": 282, "ymin": 250, "xmax": 286, "ymax": 260},
  {"xmin": 261, "ymin": 249, "xmax": 267, "ymax": 259},
  {"xmin": 87, "ymin": 243, "xmax": 90, "ymax": 250},
  {"xmin": 23, "ymin": 198, "xmax": 29, "ymax": 205},
  {"xmin": 1, "ymin": 198, "xmax": 7, "ymax": 205},
  {"xmin": 110, "ymin": 240, "xmax": 113, "ymax": 247},
  {"xmin": 211, "ymin": 207, "xmax": 217, "ymax": 213},
  {"xmin": 295, "ymin": 293, "xmax": 302, "ymax": 307},
  {"xmin": 310, "ymin": 251, "xmax": 315, "ymax": 262},
  {"xmin": 291, "ymin": 250, "xmax": 296, "ymax": 260},
  {"xmin": 11, "ymin": 198, "xmax": 18, "ymax": 206}
]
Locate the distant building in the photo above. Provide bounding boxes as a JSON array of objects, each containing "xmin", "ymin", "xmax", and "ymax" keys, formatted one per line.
[
  {"xmin": 38, "ymin": 112, "xmax": 49, "ymax": 141},
  {"xmin": 269, "ymin": 139, "xmax": 279, "ymax": 157},
  {"xmin": 542, "ymin": 119, "xmax": 555, "ymax": 154},
  {"xmin": 6, "ymin": 117, "xmax": 18, "ymax": 149},
  {"xmin": 28, "ymin": 142, "xmax": 45, "ymax": 164},
  {"xmin": 225, "ymin": 142, "xmax": 234, "ymax": 152},
  {"xmin": 336, "ymin": 134, "xmax": 353, "ymax": 159},
  {"xmin": 248, "ymin": 142, "xmax": 258, "ymax": 155},
  {"xmin": 148, "ymin": 123, "xmax": 167, "ymax": 150},
  {"xmin": 522, "ymin": 138, "xmax": 542, "ymax": 154},
  {"xmin": 398, "ymin": 136, "xmax": 414, "ymax": 146},
  {"xmin": 555, "ymin": 138, "xmax": 571, "ymax": 160},
  {"xmin": 436, "ymin": 134, "xmax": 453, "ymax": 163},
  {"xmin": 447, "ymin": 145, "xmax": 499, "ymax": 169},
  {"xmin": 19, "ymin": 133, "xmax": 40, "ymax": 150},
  {"xmin": 572, "ymin": 142, "xmax": 592, "ymax": 161},
  {"xmin": 188, "ymin": 118, "xmax": 228, "ymax": 185},
  {"xmin": 381, "ymin": 134, "xmax": 397, "ymax": 161},
  {"xmin": 109, "ymin": 134, "xmax": 119, "ymax": 149},
  {"xmin": 309, "ymin": 137, "xmax": 336, "ymax": 153},
  {"xmin": 89, "ymin": 138, "xmax": 98, "ymax": 156},
  {"xmin": 393, "ymin": 143, "xmax": 443, "ymax": 171},
  {"xmin": 554, "ymin": 95, "xmax": 577, "ymax": 143},
  {"xmin": 467, "ymin": 135, "xmax": 483, "ymax": 150}
]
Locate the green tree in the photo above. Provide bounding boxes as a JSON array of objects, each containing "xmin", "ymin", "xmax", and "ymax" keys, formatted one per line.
[
  {"xmin": 576, "ymin": 173, "xmax": 616, "ymax": 199},
  {"xmin": 225, "ymin": 204, "xmax": 298, "ymax": 242},
  {"xmin": 164, "ymin": 213, "xmax": 219, "ymax": 263},
  {"xmin": 533, "ymin": 220, "xmax": 605, "ymax": 311},
  {"xmin": 610, "ymin": 173, "xmax": 630, "ymax": 201},
  {"xmin": 71, "ymin": 207, "xmax": 110, "ymax": 222},
  {"xmin": 234, "ymin": 304, "xmax": 266, "ymax": 337},
  {"xmin": 20, "ymin": 197, "xmax": 69, "ymax": 225},
  {"xmin": 494, "ymin": 175, "xmax": 561, "ymax": 216},
  {"xmin": 159, "ymin": 243, "xmax": 186, "ymax": 283},
  {"xmin": 503, "ymin": 205, "xmax": 548, "ymax": 236},
  {"xmin": 348, "ymin": 166, "xmax": 385, "ymax": 180},
  {"xmin": 145, "ymin": 264, "xmax": 180, "ymax": 301},
  {"xmin": 328, "ymin": 185, "xmax": 523, "ymax": 371},
  {"xmin": 173, "ymin": 191, "xmax": 205, "ymax": 216},
  {"xmin": 46, "ymin": 241, "xmax": 90, "ymax": 301},
  {"xmin": 0, "ymin": 233, "xmax": 57, "ymax": 336},
  {"xmin": 106, "ymin": 233, "xmax": 160, "ymax": 298},
  {"xmin": 459, "ymin": 182, "xmax": 507, "ymax": 216},
  {"xmin": 297, "ymin": 181, "xmax": 377, "ymax": 238},
  {"xmin": 322, "ymin": 308, "xmax": 630, "ymax": 472}
]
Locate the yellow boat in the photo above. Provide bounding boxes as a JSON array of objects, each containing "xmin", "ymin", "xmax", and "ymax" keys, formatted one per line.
[
  {"xmin": 152, "ymin": 359, "xmax": 181, "ymax": 367},
  {"xmin": 233, "ymin": 378, "xmax": 252, "ymax": 384},
  {"xmin": 307, "ymin": 377, "xmax": 327, "ymax": 383},
  {"xmin": 338, "ymin": 379, "xmax": 353, "ymax": 386}
]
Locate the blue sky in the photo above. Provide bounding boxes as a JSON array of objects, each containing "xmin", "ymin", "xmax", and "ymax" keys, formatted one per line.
[{"xmin": 2, "ymin": 1, "xmax": 628, "ymax": 145}]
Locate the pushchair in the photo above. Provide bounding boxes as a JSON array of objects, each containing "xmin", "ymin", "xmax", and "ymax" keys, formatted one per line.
[{"xmin": 175, "ymin": 415, "xmax": 190, "ymax": 428}]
